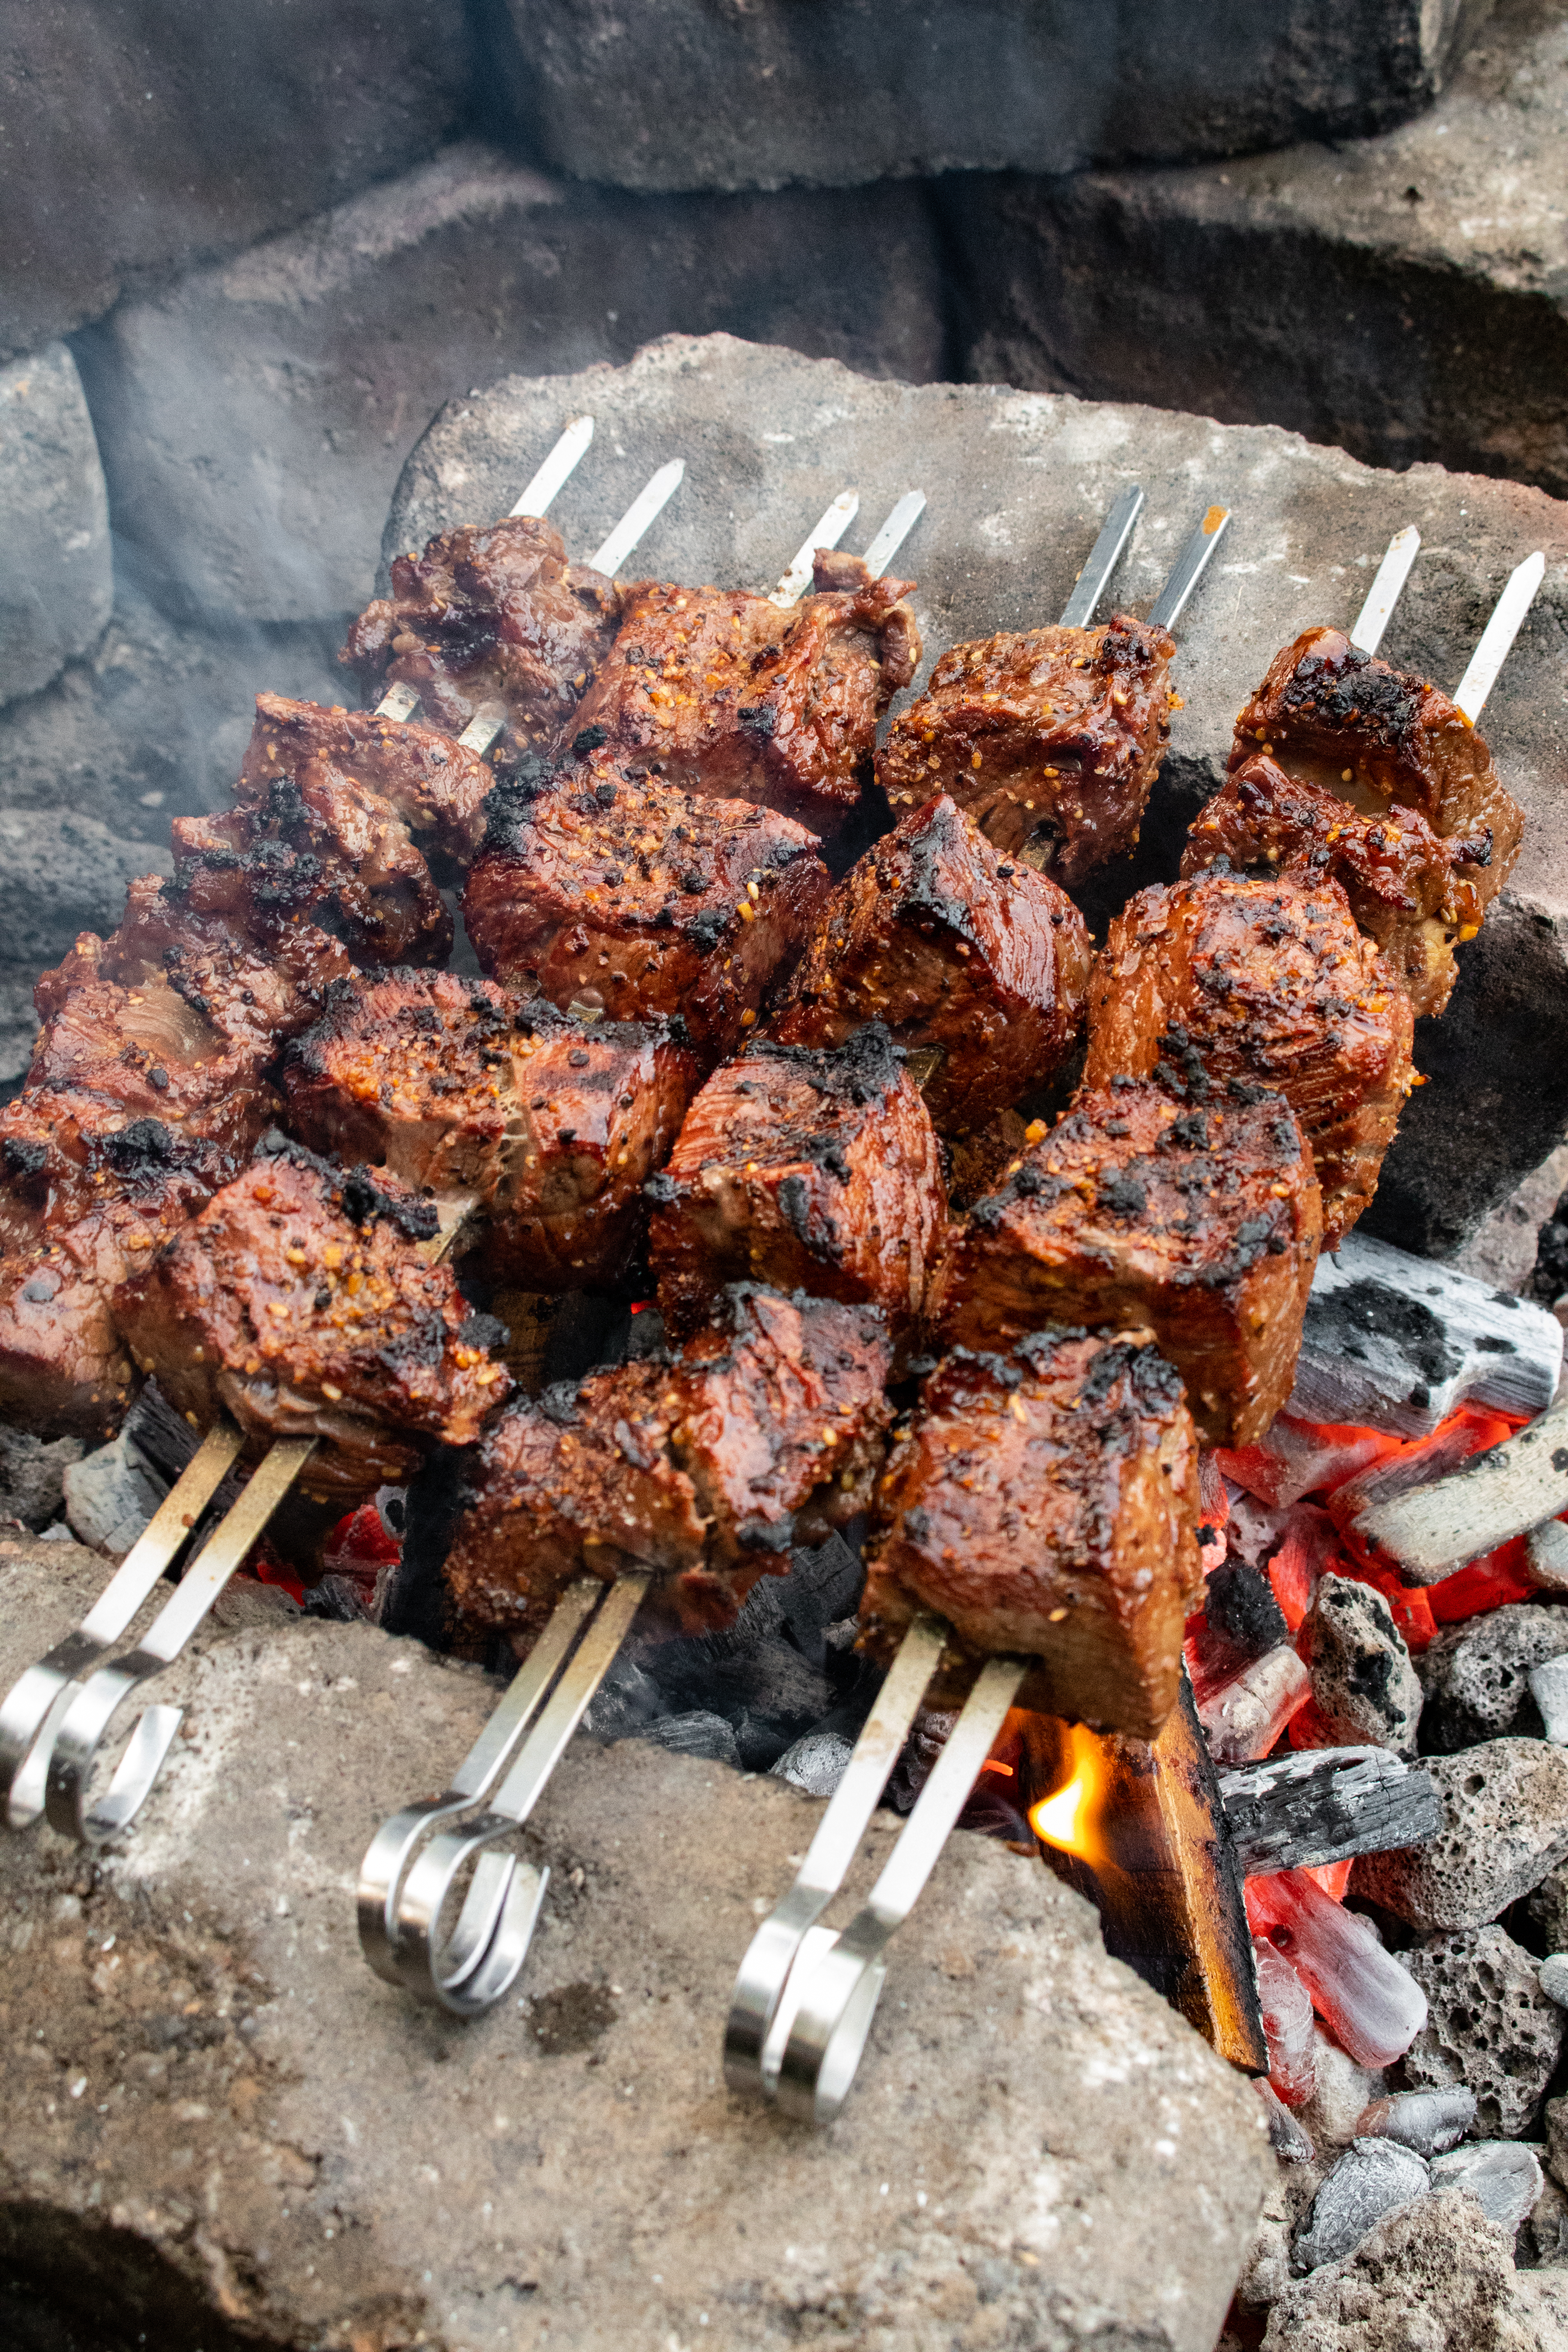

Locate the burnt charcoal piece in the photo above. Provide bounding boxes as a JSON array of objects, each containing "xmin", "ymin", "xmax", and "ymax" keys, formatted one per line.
[
  {"xmin": 112, "ymin": 1132, "xmax": 510, "ymax": 1503},
  {"xmin": 648, "ymin": 1027, "xmax": 946, "ymax": 1343},
  {"xmin": 876, "ymin": 612, "xmax": 1176, "ymax": 887},
  {"xmin": 1230, "ymin": 626, "xmax": 1523, "ymax": 910},
  {"xmin": 285, "ymin": 972, "xmax": 697, "ymax": 1292},
  {"xmin": 339, "ymin": 516, "xmax": 623, "ymax": 761},
  {"xmin": 861, "ymin": 1328, "xmax": 1201, "ymax": 1739},
  {"xmin": 440, "ymin": 1284, "xmax": 892, "ymax": 1646},
  {"xmin": 240, "ymin": 692, "xmax": 499, "ymax": 867},
  {"xmin": 769, "ymin": 793, "xmax": 1092, "ymax": 1133},
  {"xmin": 1220, "ymin": 1747, "xmax": 1443, "ymax": 1880},
  {"xmin": 1183, "ymin": 755, "xmax": 1488, "ymax": 1018},
  {"xmin": 1082, "ymin": 872, "xmax": 1414, "ymax": 1249},
  {"xmin": 463, "ymin": 760, "xmax": 831, "ymax": 1065},
  {"xmin": 927, "ymin": 1082, "xmax": 1321, "ymax": 1446},
  {"xmin": 566, "ymin": 553, "xmax": 920, "ymax": 834}
]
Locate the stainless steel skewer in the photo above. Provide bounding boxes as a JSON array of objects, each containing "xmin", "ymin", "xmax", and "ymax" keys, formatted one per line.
[
  {"xmin": 1059, "ymin": 483, "xmax": 1145, "ymax": 629},
  {"xmin": 1146, "ymin": 501, "xmax": 1231, "ymax": 632},
  {"xmin": 1349, "ymin": 526, "xmax": 1421, "ymax": 656},
  {"xmin": 1454, "ymin": 549, "xmax": 1546, "ymax": 722}
]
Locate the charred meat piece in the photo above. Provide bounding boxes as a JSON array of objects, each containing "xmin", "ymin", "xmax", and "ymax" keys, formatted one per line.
[
  {"xmin": 340, "ymin": 516, "xmax": 622, "ymax": 760},
  {"xmin": 85, "ymin": 875, "xmax": 352, "ymax": 1054},
  {"xmin": 1183, "ymin": 754, "xmax": 1486, "ymax": 1019},
  {"xmin": 240, "ymin": 693, "xmax": 497, "ymax": 868},
  {"xmin": 113, "ymin": 1133, "xmax": 510, "ymax": 1502},
  {"xmin": 876, "ymin": 613, "xmax": 1176, "ymax": 887},
  {"xmin": 861, "ymin": 1329, "xmax": 1201, "ymax": 1740},
  {"xmin": 1082, "ymin": 872, "xmax": 1414, "ymax": 1249},
  {"xmin": 769, "ymin": 793, "xmax": 1091, "ymax": 1133},
  {"xmin": 284, "ymin": 973, "xmax": 697, "ymax": 1292},
  {"xmin": 440, "ymin": 1284, "xmax": 892, "ymax": 1646},
  {"xmin": 462, "ymin": 759, "xmax": 831, "ymax": 1063},
  {"xmin": 926, "ymin": 1083, "xmax": 1323, "ymax": 1446},
  {"xmin": 1230, "ymin": 626, "xmax": 1521, "ymax": 907},
  {"xmin": 647, "ymin": 1026, "xmax": 946, "ymax": 1343},
  {"xmin": 566, "ymin": 552, "xmax": 920, "ymax": 833}
]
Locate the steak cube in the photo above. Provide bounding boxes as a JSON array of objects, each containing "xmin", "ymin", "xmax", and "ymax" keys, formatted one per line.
[
  {"xmin": 647, "ymin": 1027, "xmax": 946, "ymax": 1342},
  {"xmin": 1082, "ymin": 872, "xmax": 1414, "ymax": 1249},
  {"xmin": 876, "ymin": 612, "xmax": 1176, "ymax": 887},
  {"xmin": 860, "ymin": 1329, "xmax": 1201, "ymax": 1740},
  {"xmin": 768, "ymin": 793, "xmax": 1092, "ymax": 1133},
  {"xmin": 461, "ymin": 759, "xmax": 831, "ymax": 1064},
  {"xmin": 439, "ymin": 1284, "xmax": 893, "ymax": 1646},
  {"xmin": 926, "ymin": 1082, "xmax": 1323, "ymax": 1446},
  {"xmin": 240, "ymin": 692, "xmax": 498, "ymax": 867},
  {"xmin": 86, "ymin": 876, "xmax": 352, "ymax": 1054}
]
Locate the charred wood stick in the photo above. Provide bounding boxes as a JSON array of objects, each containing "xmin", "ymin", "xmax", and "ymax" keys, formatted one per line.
[
  {"xmin": 1219, "ymin": 1745, "xmax": 1442, "ymax": 1878},
  {"xmin": 1355, "ymin": 1395, "xmax": 1568, "ymax": 1583}
]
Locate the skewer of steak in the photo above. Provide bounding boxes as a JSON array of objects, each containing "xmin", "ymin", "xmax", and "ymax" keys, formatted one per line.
[
  {"xmin": 926, "ymin": 1081, "xmax": 1323, "ymax": 1445},
  {"xmin": 767, "ymin": 791, "xmax": 1092, "ymax": 1133},
  {"xmin": 646, "ymin": 1025, "xmax": 946, "ymax": 1345},
  {"xmin": 283, "ymin": 971, "xmax": 696, "ymax": 1292}
]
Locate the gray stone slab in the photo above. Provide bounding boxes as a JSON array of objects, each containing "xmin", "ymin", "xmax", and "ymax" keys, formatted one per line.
[
  {"xmin": 73, "ymin": 147, "xmax": 948, "ymax": 624},
  {"xmin": 383, "ymin": 331, "xmax": 1568, "ymax": 1253},
  {"xmin": 0, "ymin": 1539, "xmax": 1269, "ymax": 2352},
  {"xmin": 499, "ymin": 0, "xmax": 1485, "ymax": 192},
  {"xmin": 0, "ymin": 344, "xmax": 111, "ymax": 708},
  {"xmin": 0, "ymin": 1, "xmax": 470, "ymax": 359},
  {"xmin": 0, "ymin": 810, "xmax": 169, "ymax": 976},
  {"xmin": 941, "ymin": 2, "xmax": 1568, "ymax": 503}
]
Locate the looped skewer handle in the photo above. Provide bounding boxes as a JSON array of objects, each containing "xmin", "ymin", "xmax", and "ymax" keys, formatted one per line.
[
  {"xmin": 359, "ymin": 1569, "xmax": 651, "ymax": 2016},
  {"xmin": 771, "ymin": 1652, "xmax": 1028, "ymax": 2126},
  {"xmin": 0, "ymin": 1422, "xmax": 244, "ymax": 1831},
  {"xmin": 42, "ymin": 1436, "xmax": 316, "ymax": 1845}
]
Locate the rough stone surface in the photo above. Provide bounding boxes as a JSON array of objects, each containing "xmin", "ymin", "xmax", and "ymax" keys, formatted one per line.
[
  {"xmin": 1299, "ymin": 1575, "xmax": 1423, "ymax": 1755},
  {"xmin": 501, "ymin": 0, "xmax": 1486, "ymax": 193},
  {"xmin": 1294, "ymin": 2139, "xmax": 1430, "ymax": 2271},
  {"xmin": 1355, "ymin": 1739, "xmax": 1568, "ymax": 1927},
  {"xmin": 1431, "ymin": 2139, "xmax": 1543, "ymax": 2230},
  {"xmin": 0, "ymin": 1428, "xmax": 80, "ymax": 1531},
  {"xmin": 382, "ymin": 334, "xmax": 1568, "ymax": 1254},
  {"xmin": 0, "ymin": 344, "xmax": 111, "ymax": 708},
  {"xmin": 1264, "ymin": 2189, "xmax": 1557, "ymax": 2350},
  {"xmin": 0, "ymin": 810, "xmax": 169, "ymax": 978},
  {"xmin": 73, "ymin": 149, "xmax": 949, "ymax": 622},
  {"xmin": 1417, "ymin": 1605, "xmax": 1568, "ymax": 1753},
  {"xmin": 942, "ymin": 2, "xmax": 1568, "ymax": 504},
  {"xmin": 1532, "ymin": 1864, "xmax": 1568, "ymax": 1952},
  {"xmin": 1453, "ymin": 1138, "xmax": 1568, "ymax": 1294},
  {"xmin": 1301, "ymin": 2031, "xmax": 1388, "ymax": 2153},
  {"xmin": 0, "ymin": 1539, "xmax": 1269, "ymax": 2352},
  {"xmin": 0, "ymin": 2, "xmax": 472, "ymax": 359},
  {"xmin": 770, "ymin": 1728, "xmax": 854, "ymax": 1797},
  {"xmin": 1521, "ymin": 2167, "xmax": 1568, "ymax": 2266},
  {"xmin": 1399, "ymin": 1925, "xmax": 1566, "ymax": 2136}
]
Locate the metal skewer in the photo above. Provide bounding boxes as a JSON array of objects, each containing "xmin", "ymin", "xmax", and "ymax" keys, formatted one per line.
[
  {"xmin": 1453, "ymin": 549, "xmax": 1546, "ymax": 722},
  {"xmin": 1059, "ymin": 483, "xmax": 1145, "ymax": 628},
  {"xmin": 1147, "ymin": 501, "xmax": 1231, "ymax": 632},
  {"xmin": 768, "ymin": 490, "xmax": 860, "ymax": 609},
  {"xmin": 1349, "ymin": 526, "xmax": 1421, "ymax": 656},
  {"xmin": 860, "ymin": 490, "xmax": 926, "ymax": 581}
]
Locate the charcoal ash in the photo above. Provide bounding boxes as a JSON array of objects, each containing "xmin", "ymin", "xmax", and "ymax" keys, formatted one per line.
[
  {"xmin": 770, "ymin": 1730, "xmax": 855, "ymax": 1797},
  {"xmin": 641, "ymin": 1711, "xmax": 742, "ymax": 1769},
  {"xmin": 1293, "ymin": 2137, "xmax": 1430, "ymax": 2271},
  {"xmin": 1430, "ymin": 2139, "xmax": 1543, "ymax": 2233},
  {"xmin": 0, "ymin": 1425, "xmax": 82, "ymax": 1531},
  {"xmin": 1530, "ymin": 1657, "xmax": 1568, "ymax": 1746},
  {"xmin": 1539, "ymin": 1953, "xmax": 1568, "ymax": 2007},
  {"xmin": 1355, "ymin": 2086, "xmax": 1476, "ymax": 2158}
]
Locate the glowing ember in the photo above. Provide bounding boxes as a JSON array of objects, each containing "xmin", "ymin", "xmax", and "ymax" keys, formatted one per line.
[{"xmin": 1028, "ymin": 1723, "xmax": 1105, "ymax": 1864}]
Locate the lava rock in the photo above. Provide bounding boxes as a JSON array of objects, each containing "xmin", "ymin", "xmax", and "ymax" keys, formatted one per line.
[
  {"xmin": 1399, "ymin": 1925, "xmax": 1566, "ymax": 2140},
  {"xmin": 1417, "ymin": 1606, "xmax": 1568, "ymax": 1754},
  {"xmin": 0, "ymin": 1426, "xmax": 81, "ymax": 1530},
  {"xmin": 73, "ymin": 149, "xmax": 947, "ymax": 622},
  {"xmin": 0, "ymin": 343, "xmax": 111, "ymax": 706},
  {"xmin": 385, "ymin": 334, "xmax": 1568, "ymax": 1253},
  {"xmin": 1354, "ymin": 1740, "xmax": 1568, "ymax": 1930},
  {"xmin": 0, "ymin": 809, "xmax": 169, "ymax": 977},
  {"xmin": 1519, "ymin": 2168, "xmax": 1568, "ymax": 2270},
  {"xmin": 0, "ymin": 1, "xmax": 470, "ymax": 357},
  {"xmin": 1431, "ymin": 2141, "xmax": 1544, "ymax": 2234},
  {"xmin": 1548, "ymin": 2093, "xmax": 1568, "ymax": 2193},
  {"xmin": 1294, "ymin": 2138, "xmax": 1430, "ymax": 2271},
  {"xmin": 769, "ymin": 1729, "xmax": 854, "ymax": 1798},
  {"xmin": 640, "ymin": 1710, "xmax": 742, "ymax": 1769},
  {"xmin": 1264, "ymin": 2189, "xmax": 1554, "ymax": 2350},
  {"xmin": 501, "ymin": 0, "xmax": 1480, "ymax": 191},
  {"xmin": 1356, "ymin": 2086, "xmax": 1477, "ymax": 2158},
  {"xmin": 1298, "ymin": 1574, "xmax": 1423, "ymax": 1756},
  {"xmin": 1532, "ymin": 1867, "xmax": 1568, "ymax": 1955}
]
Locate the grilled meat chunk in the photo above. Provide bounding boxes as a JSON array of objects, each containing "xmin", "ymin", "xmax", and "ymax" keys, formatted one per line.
[
  {"xmin": 648, "ymin": 1027, "xmax": 946, "ymax": 1343},
  {"xmin": 240, "ymin": 692, "xmax": 497, "ymax": 867},
  {"xmin": 927, "ymin": 1083, "xmax": 1322, "ymax": 1446},
  {"xmin": 1183, "ymin": 754, "xmax": 1487, "ymax": 1019},
  {"xmin": 340, "ymin": 516, "xmax": 622, "ymax": 760},
  {"xmin": 114, "ymin": 1134, "xmax": 510, "ymax": 1501},
  {"xmin": 440, "ymin": 1285, "xmax": 892, "ymax": 1646},
  {"xmin": 877, "ymin": 613, "xmax": 1176, "ymax": 887},
  {"xmin": 565, "ymin": 552, "xmax": 920, "ymax": 833},
  {"xmin": 769, "ymin": 793, "xmax": 1091, "ymax": 1133},
  {"xmin": 462, "ymin": 759, "xmax": 831, "ymax": 1063},
  {"xmin": 83, "ymin": 876, "xmax": 352, "ymax": 1054},
  {"xmin": 861, "ymin": 1329, "xmax": 1201, "ymax": 1739},
  {"xmin": 285, "ymin": 973, "xmax": 697, "ymax": 1292},
  {"xmin": 1230, "ymin": 626, "xmax": 1522, "ymax": 907},
  {"xmin": 1082, "ymin": 872, "xmax": 1414, "ymax": 1249}
]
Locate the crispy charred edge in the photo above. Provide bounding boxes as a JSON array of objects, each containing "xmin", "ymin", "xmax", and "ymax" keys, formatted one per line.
[
  {"xmin": 1190, "ymin": 756, "xmax": 1494, "ymax": 915},
  {"xmin": 479, "ymin": 753, "xmax": 822, "ymax": 878},
  {"xmin": 1249, "ymin": 633, "xmax": 1430, "ymax": 760},
  {"xmin": 285, "ymin": 967, "xmax": 691, "ymax": 1077},
  {"xmin": 0, "ymin": 1111, "xmax": 223, "ymax": 1204},
  {"xmin": 250, "ymin": 1126, "xmax": 439, "ymax": 1243}
]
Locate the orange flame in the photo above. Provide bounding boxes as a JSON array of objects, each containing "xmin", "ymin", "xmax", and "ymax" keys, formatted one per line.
[{"xmin": 1028, "ymin": 1723, "xmax": 1107, "ymax": 1867}]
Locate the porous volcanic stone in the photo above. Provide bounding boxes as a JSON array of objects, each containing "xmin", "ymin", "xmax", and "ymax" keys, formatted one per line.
[
  {"xmin": 941, "ymin": 3, "xmax": 1568, "ymax": 503},
  {"xmin": 0, "ymin": 811, "xmax": 168, "ymax": 976},
  {"xmin": 1354, "ymin": 1739, "xmax": 1568, "ymax": 1928},
  {"xmin": 0, "ymin": 344, "xmax": 111, "ymax": 706},
  {"xmin": 1264, "ymin": 2188, "xmax": 1555, "ymax": 2350},
  {"xmin": 1294, "ymin": 2139, "xmax": 1430, "ymax": 2272},
  {"xmin": 1299, "ymin": 1575, "xmax": 1423, "ymax": 1755},
  {"xmin": 0, "ymin": 1, "xmax": 470, "ymax": 358},
  {"xmin": 1418, "ymin": 1605, "xmax": 1568, "ymax": 1753},
  {"xmin": 73, "ymin": 149, "xmax": 947, "ymax": 622},
  {"xmin": 499, "ymin": 0, "xmax": 1483, "ymax": 192},
  {"xmin": 0, "ymin": 1539, "xmax": 1269, "ymax": 2352},
  {"xmin": 380, "ymin": 333, "xmax": 1568, "ymax": 1254},
  {"xmin": 1399, "ymin": 1924, "xmax": 1566, "ymax": 2137}
]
